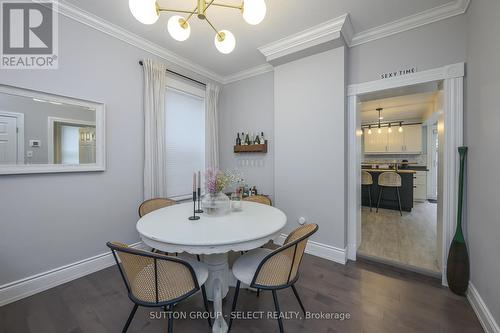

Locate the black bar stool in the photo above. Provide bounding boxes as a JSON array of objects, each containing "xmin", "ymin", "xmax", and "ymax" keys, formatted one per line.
[
  {"xmin": 376, "ymin": 172, "xmax": 403, "ymax": 216},
  {"xmin": 362, "ymin": 171, "xmax": 374, "ymax": 211}
]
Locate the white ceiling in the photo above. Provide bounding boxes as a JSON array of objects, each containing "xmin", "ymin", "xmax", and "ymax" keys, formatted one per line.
[
  {"xmin": 361, "ymin": 92, "xmax": 439, "ymax": 123},
  {"xmin": 63, "ymin": 0, "xmax": 452, "ymax": 77}
]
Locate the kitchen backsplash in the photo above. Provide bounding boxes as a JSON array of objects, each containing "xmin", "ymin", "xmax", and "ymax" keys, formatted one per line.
[{"xmin": 363, "ymin": 153, "xmax": 427, "ymax": 166}]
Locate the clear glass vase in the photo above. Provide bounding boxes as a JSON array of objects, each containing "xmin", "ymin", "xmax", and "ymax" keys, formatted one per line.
[{"xmin": 202, "ymin": 192, "xmax": 231, "ymax": 216}]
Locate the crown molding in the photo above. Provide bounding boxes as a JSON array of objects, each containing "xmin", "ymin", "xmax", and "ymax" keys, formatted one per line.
[
  {"xmin": 349, "ymin": 0, "xmax": 470, "ymax": 47},
  {"xmin": 55, "ymin": 0, "xmax": 469, "ymax": 85},
  {"xmin": 57, "ymin": 1, "xmax": 224, "ymax": 83},
  {"xmin": 222, "ymin": 63, "xmax": 274, "ymax": 85},
  {"xmin": 258, "ymin": 14, "xmax": 352, "ymax": 64}
]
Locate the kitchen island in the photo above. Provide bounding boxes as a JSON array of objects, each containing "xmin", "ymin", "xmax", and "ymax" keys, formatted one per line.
[{"xmin": 362, "ymin": 169, "xmax": 416, "ymax": 212}]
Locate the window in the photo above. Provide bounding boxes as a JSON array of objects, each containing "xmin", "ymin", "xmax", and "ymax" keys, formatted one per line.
[{"xmin": 165, "ymin": 78, "xmax": 205, "ymax": 199}]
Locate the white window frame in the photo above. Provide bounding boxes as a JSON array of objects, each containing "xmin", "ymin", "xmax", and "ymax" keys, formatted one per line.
[{"xmin": 165, "ymin": 76, "xmax": 205, "ymax": 201}]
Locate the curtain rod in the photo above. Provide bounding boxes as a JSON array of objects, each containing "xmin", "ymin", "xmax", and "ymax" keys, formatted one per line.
[{"xmin": 138, "ymin": 61, "xmax": 206, "ymax": 87}]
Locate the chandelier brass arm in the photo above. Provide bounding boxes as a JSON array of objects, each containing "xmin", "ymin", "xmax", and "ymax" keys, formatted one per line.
[{"xmin": 129, "ymin": 0, "xmax": 266, "ymax": 53}]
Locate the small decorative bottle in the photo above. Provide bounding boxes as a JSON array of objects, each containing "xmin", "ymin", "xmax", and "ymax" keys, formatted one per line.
[
  {"xmin": 244, "ymin": 133, "xmax": 251, "ymax": 145},
  {"xmin": 236, "ymin": 133, "xmax": 241, "ymax": 145},
  {"xmin": 260, "ymin": 132, "xmax": 265, "ymax": 144},
  {"xmin": 254, "ymin": 133, "xmax": 261, "ymax": 144}
]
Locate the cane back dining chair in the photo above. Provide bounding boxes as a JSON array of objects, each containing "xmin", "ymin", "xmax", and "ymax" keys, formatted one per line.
[
  {"xmin": 362, "ymin": 171, "xmax": 374, "ymax": 212},
  {"xmin": 138, "ymin": 198, "xmax": 177, "ymax": 217},
  {"xmin": 242, "ymin": 195, "xmax": 272, "ymax": 206},
  {"xmin": 241, "ymin": 195, "xmax": 272, "ymax": 257},
  {"xmin": 376, "ymin": 171, "xmax": 403, "ymax": 216},
  {"xmin": 229, "ymin": 223, "xmax": 319, "ymax": 333},
  {"xmin": 107, "ymin": 242, "xmax": 211, "ymax": 333},
  {"xmin": 138, "ymin": 198, "xmax": 183, "ymax": 257}
]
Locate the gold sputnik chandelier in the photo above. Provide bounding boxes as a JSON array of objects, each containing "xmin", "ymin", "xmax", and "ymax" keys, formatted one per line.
[{"xmin": 128, "ymin": 0, "xmax": 267, "ymax": 54}]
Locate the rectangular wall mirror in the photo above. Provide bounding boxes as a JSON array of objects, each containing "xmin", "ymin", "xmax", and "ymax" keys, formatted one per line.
[{"xmin": 0, "ymin": 85, "xmax": 105, "ymax": 174}]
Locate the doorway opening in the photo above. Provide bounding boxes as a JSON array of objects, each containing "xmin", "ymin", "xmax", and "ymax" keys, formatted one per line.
[
  {"xmin": 347, "ymin": 63, "xmax": 465, "ymax": 285},
  {"xmin": 357, "ymin": 83, "xmax": 443, "ymax": 276}
]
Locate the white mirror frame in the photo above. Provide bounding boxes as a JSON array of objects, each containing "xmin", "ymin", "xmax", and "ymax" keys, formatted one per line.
[{"xmin": 0, "ymin": 85, "xmax": 106, "ymax": 175}]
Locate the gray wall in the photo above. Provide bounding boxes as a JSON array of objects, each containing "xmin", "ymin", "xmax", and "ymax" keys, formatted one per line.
[
  {"xmin": 0, "ymin": 93, "xmax": 95, "ymax": 164},
  {"xmin": 218, "ymin": 72, "xmax": 275, "ymax": 198},
  {"xmin": 274, "ymin": 48, "xmax": 346, "ymax": 248},
  {"xmin": 465, "ymin": 0, "xmax": 500, "ymax": 323},
  {"xmin": 348, "ymin": 14, "xmax": 467, "ymax": 84},
  {"xmin": 0, "ymin": 15, "xmax": 213, "ymax": 285}
]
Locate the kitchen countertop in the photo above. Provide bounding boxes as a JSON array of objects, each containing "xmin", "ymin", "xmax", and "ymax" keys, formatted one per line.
[{"xmin": 362, "ymin": 168, "xmax": 417, "ymax": 174}]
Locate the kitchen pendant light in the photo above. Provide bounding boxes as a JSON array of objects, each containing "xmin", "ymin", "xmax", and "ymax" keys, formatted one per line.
[
  {"xmin": 388, "ymin": 123, "xmax": 392, "ymax": 133},
  {"xmin": 368, "ymin": 125, "xmax": 372, "ymax": 135},
  {"xmin": 399, "ymin": 122, "xmax": 404, "ymax": 132},
  {"xmin": 377, "ymin": 108, "xmax": 383, "ymax": 134},
  {"xmin": 129, "ymin": 0, "xmax": 266, "ymax": 54}
]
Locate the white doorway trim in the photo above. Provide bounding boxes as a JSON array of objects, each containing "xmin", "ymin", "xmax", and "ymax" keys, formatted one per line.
[
  {"xmin": 0, "ymin": 110, "xmax": 25, "ymax": 164},
  {"xmin": 47, "ymin": 117, "xmax": 96, "ymax": 164},
  {"xmin": 346, "ymin": 63, "xmax": 464, "ymax": 286}
]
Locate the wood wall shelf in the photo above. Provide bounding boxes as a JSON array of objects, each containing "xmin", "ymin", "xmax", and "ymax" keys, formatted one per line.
[{"xmin": 234, "ymin": 141, "xmax": 268, "ymax": 153}]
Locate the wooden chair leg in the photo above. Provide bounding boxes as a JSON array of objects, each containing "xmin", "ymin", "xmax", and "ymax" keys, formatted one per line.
[
  {"xmin": 396, "ymin": 187, "xmax": 403, "ymax": 216},
  {"xmin": 228, "ymin": 280, "xmax": 241, "ymax": 331},
  {"xmin": 201, "ymin": 285, "xmax": 212, "ymax": 328},
  {"xmin": 291, "ymin": 285, "xmax": 306, "ymax": 316},
  {"xmin": 376, "ymin": 187, "xmax": 383, "ymax": 213},
  {"xmin": 272, "ymin": 290, "xmax": 284, "ymax": 333},
  {"xmin": 122, "ymin": 304, "xmax": 138, "ymax": 333},
  {"xmin": 257, "ymin": 289, "xmax": 260, "ymax": 297}
]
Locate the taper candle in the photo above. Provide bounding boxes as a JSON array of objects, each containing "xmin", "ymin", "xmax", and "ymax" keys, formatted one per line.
[
  {"xmin": 198, "ymin": 171, "xmax": 201, "ymax": 189},
  {"xmin": 193, "ymin": 172, "xmax": 196, "ymax": 192}
]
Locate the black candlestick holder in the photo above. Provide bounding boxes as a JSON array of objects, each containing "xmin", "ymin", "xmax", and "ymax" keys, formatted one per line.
[
  {"xmin": 188, "ymin": 191, "xmax": 200, "ymax": 220},
  {"xmin": 195, "ymin": 187, "xmax": 203, "ymax": 213}
]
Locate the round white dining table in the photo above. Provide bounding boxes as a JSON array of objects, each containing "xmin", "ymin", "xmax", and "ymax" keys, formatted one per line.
[{"xmin": 136, "ymin": 201, "xmax": 287, "ymax": 333}]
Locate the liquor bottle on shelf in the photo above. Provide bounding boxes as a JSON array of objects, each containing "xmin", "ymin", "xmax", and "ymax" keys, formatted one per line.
[
  {"xmin": 252, "ymin": 186, "xmax": 258, "ymax": 195},
  {"xmin": 236, "ymin": 133, "xmax": 241, "ymax": 145},
  {"xmin": 254, "ymin": 133, "xmax": 261, "ymax": 144},
  {"xmin": 244, "ymin": 133, "xmax": 251, "ymax": 145},
  {"xmin": 260, "ymin": 132, "xmax": 265, "ymax": 144}
]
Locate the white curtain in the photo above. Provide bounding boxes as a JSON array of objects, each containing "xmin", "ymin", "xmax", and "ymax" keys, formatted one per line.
[
  {"xmin": 205, "ymin": 83, "xmax": 221, "ymax": 170},
  {"xmin": 142, "ymin": 59, "xmax": 168, "ymax": 199}
]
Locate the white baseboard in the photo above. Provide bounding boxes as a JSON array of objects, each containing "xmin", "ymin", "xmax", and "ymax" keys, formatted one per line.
[
  {"xmin": 275, "ymin": 234, "xmax": 347, "ymax": 265},
  {"xmin": 0, "ymin": 241, "xmax": 146, "ymax": 307},
  {"xmin": 467, "ymin": 282, "xmax": 500, "ymax": 333}
]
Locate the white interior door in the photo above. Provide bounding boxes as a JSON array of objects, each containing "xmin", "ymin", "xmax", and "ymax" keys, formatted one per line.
[{"xmin": 0, "ymin": 115, "xmax": 17, "ymax": 164}]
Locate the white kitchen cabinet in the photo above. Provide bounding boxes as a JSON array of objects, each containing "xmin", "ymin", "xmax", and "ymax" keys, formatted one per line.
[
  {"xmin": 364, "ymin": 124, "xmax": 422, "ymax": 154},
  {"xmin": 403, "ymin": 124, "xmax": 423, "ymax": 153},
  {"xmin": 387, "ymin": 129, "xmax": 404, "ymax": 152},
  {"xmin": 364, "ymin": 127, "xmax": 388, "ymax": 153},
  {"xmin": 413, "ymin": 171, "xmax": 427, "ymax": 201}
]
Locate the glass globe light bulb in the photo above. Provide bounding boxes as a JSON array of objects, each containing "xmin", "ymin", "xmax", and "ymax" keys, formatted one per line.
[
  {"xmin": 242, "ymin": 0, "xmax": 267, "ymax": 25},
  {"xmin": 368, "ymin": 127, "xmax": 372, "ymax": 135},
  {"xmin": 214, "ymin": 30, "xmax": 236, "ymax": 54},
  {"xmin": 129, "ymin": 0, "xmax": 159, "ymax": 25},
  {"xmin": 168, "ymin": 16, "xmax": 191, "ymax": 41},
  {"xmin": 399, "ymin": 124, "xmax": 404, "ymax": 132}
]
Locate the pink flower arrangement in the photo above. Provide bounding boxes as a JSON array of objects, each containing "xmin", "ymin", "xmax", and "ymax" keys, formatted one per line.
[{"xmin": 205, "ymin": 169, "xmax": 244, "ymax": 194}]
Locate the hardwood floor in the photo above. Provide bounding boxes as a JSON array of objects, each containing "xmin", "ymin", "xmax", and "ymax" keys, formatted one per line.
[
  {"xmin": 359, "ymin": 201, "xmax": 440, "ymax": 273},
  {"xmin": 0, "ymin": 254, "xmax": 482, "ymax": 333}
]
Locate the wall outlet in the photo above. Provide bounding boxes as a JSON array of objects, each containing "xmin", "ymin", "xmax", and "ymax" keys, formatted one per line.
[
  {"xmin": 26, "ymin": 151, "xmax": 33, "ymax": 157},
  {"xmin": 298, "ymin": 217, "xmax": 306, "ymax": 225}
]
